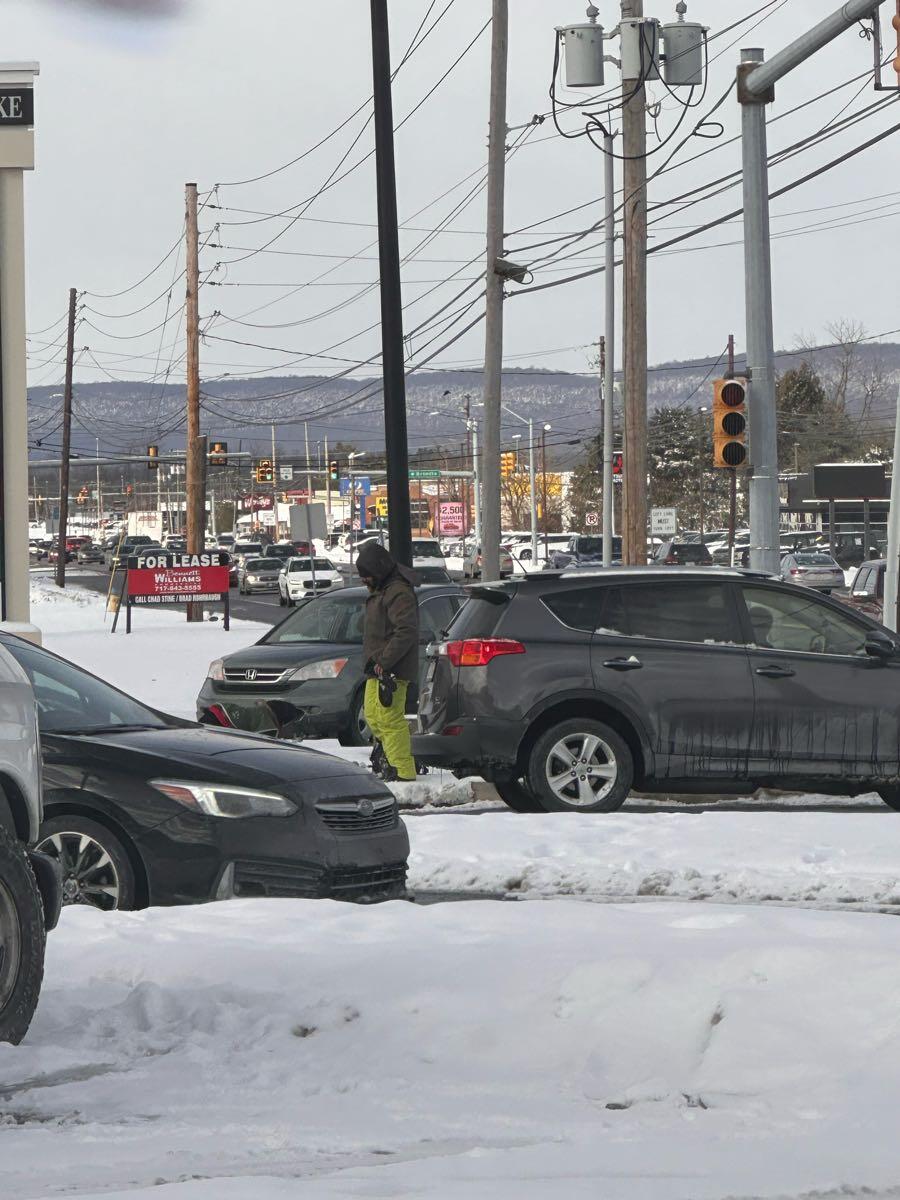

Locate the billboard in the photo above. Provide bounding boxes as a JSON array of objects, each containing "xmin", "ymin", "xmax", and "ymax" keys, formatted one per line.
[
  {"xmin": 437, "ymin": 501, "xmax": 467, "ymax": 536},
  {"xmin": 812, "ymin": 463, "xmax": 887, "ymax": 500}
]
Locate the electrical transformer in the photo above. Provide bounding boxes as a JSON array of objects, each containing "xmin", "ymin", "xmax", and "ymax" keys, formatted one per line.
[
  {"xmin": 662, "ymin": 20, "xmax": 706, "ymax": 87},
  {"xmin": 561, "ymin": 22, "xmax": 605, "ymax": 88}
]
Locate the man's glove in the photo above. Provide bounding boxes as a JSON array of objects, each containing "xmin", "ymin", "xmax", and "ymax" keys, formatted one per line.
[{"xmin": 378, "ymin": 672, "xmax": 397, "ymax": 707}]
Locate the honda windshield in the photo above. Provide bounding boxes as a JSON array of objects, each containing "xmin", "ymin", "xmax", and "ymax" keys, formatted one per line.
[{"xmin": 263, "ymin": 593, "xmax": 365, "ymax": 645}]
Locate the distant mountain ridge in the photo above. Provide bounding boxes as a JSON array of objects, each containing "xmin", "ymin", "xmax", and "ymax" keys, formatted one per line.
[{"xmin": 29, "ymin": 340, "xmax": 900, "ymax": 460}]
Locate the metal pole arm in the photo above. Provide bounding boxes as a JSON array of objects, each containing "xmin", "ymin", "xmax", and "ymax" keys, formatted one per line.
[{"xmin": 744, "ymin": 0, "xmax": 887, "ymax": 96}]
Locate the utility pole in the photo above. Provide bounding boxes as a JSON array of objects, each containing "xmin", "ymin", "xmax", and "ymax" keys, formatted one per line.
[
  {"xmin": 271, "ymin": 423, "xmax": 277, "ymax": 538},
  {"xmin": 324, "ymin": 432, "xmax": 332, "ymax": 530},
  {"xmin": 55, "ymin": 287, "xmax": 77, "ymax": 589},
  {"xmin": 697, "ymin": 407, "xmax": 706, "ymax": 543},
  {"xmin": 304, "ymin": 421, "xmax": 313, "ymax": 505},
  {"xmin": 95, "ymin": 436, "xmax": 102, "ymax": 531},
  {"xmin": 885, "ymin": 380, "xmax": 900, "ymax": 632},
  {"xmin": 739, "ymin": 0, "xmax": 889, "ymax": 572},
  {"xmin": 369, "ymin": 0, "xmax": 412, "ymax": 567},
  {"xmin": 470, "ymin": 418, "xmax": 482, "ymax": 548},
  {"xmin": 621, "ymin": 0, "xmax": 648, "ymax": 566},
  {"xmin": 184, "ymin": 181, "xmax": 204, "ymax": 620},
  {"xmin": 602, "ymin": 124, "xmax": 616, "ymax": 567},
  {"xmin": 480, "ymin": 0, "xmax": 509, "ymax": 582},
  {"xmin": 541, "ymin": 425, "xmax": 550, "ymax": 560}
]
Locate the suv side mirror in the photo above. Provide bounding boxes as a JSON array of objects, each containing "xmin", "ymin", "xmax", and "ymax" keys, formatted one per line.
[{"xmin": 865, "ymin": 630, "xmax": 898, "ymax": 661}]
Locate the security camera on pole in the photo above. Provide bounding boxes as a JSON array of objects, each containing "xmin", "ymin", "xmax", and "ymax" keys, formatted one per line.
[{"xmin": 554, "ymin": 5, "xmax": 708, "ymax": 565}]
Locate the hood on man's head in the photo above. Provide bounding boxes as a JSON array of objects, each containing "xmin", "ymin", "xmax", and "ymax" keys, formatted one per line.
[
  {"xmin": 356, "ymin": 540, "xmax": 396, "ymax": 582},
  {"xmin": 356, "ymin": 540, "xmax": 420, "ymax": 587}
]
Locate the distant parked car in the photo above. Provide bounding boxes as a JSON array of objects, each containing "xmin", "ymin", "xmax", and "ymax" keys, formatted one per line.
[
  {"xmin": 780, "ymin": 551, "xmax": 844, "ymax": 594},
  {"xmin": 237, "ymin": 557, "xmax": 282, "ymax": 594},
  {"xmin": 75, "ymin": 542, "xmax": 104, "ymax": 564},
  {"xmin": 547, "ymin": 534, "xmax": 621, "ymax": 570},
  {"xmin": 845, "ymin": 559, "xmax": 886, "ymax": 621},
  {"xmin": 462, "ymin": 543, "xmax": 513, "ymax": 581},
  {"xmin": 105, "ymin": 535, "xmax": 156, "ymax": 572},
  {"xmin": 653, "ymin": 540, "xmax": 713, "ymax": 566},
  {"xmin": 278, "ymin": 556, "xmax": 343, "ymax": 606}
]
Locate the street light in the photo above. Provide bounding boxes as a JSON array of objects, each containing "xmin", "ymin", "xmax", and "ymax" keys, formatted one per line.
[
  {"xmin": 541, "ymin": 423, "xmax": 552, "ymax": 558},
  {"xmin": 476, "ymin": 399, "xmax": 540, "ymax": 562},
  {"xmin": 348, "ymin": 451, "xmax": 366, "ymax": 555}
]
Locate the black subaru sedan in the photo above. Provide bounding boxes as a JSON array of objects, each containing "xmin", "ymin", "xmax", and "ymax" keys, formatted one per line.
[{"xmin": 0, "ymin": 634, "xmax": 408, "ymax": 911}]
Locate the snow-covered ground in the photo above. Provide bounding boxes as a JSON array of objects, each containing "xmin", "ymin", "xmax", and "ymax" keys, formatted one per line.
[
  {"xmin": 8, "ymin": 899, "xmax": 900, "ymax": 1199},
  {"xmin": 408, "ymin": 809, "xmax": 900, "ymax": 907}
]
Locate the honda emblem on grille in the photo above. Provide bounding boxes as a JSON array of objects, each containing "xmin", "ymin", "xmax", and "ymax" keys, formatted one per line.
[
  {"xmin": 244, "ymin": 668, "xmax": 258, "ymax": 681},
  {"xmin": 357, "ymin": 799, "xmax": 375, "ymax": 817}
]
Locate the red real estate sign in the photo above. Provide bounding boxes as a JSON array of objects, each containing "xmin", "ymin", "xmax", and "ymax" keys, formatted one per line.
[{"xmin": 126, "ymin": 553, "xmax": 229, "ymax": 605}]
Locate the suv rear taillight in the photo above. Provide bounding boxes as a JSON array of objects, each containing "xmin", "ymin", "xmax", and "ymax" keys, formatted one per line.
[{"xmin": 444, "ymin": 638, "xmax": 526, "ymax": 667}]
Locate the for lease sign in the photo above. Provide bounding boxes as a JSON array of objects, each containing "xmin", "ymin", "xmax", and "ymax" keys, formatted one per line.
[{"xmin": 126, "ymin": 552, "xmax": 229, "ymax": 603}]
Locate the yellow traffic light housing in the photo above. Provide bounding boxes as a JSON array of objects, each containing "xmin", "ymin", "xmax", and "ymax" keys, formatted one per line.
[
  {"xmin": 500, "ymin": 451, "xmax": 516, "ymax": 478},
  {"xmin": 712, "ymin": 378, "xmax": 749, "ymax": 469}
]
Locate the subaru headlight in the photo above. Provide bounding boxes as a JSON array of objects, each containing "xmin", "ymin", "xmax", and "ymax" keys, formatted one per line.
[
  {"xmin": 285, "ymin": 658, "xmax": 348, "ymax": 682},
  {"xmin": 208, "ymin": 658, "xmax": 225, "ymax": 681},
  {"xmin": 151, "ymin": 780, "xmax": 297, "ymax": 819}
]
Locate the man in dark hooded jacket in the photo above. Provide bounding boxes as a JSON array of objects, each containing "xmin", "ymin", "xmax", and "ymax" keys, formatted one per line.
[{"xmin": 356, "ymin": 540, "xmax": 419, "ymax": 781}]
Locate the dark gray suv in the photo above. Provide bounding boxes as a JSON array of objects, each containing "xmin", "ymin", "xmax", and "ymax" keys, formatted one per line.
[{"xmin": 413, "ymin": 567, "xmax": 900, "ymax": 813}]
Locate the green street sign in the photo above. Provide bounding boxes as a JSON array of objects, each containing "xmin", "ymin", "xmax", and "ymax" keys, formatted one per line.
[{"xmin": 409, "ymin": 469, "xmax": 440, "ymax": 480}]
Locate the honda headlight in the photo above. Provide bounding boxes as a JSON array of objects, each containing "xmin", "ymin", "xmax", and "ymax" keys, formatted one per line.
[
  {"xmin": 151, "ymin": 780, "xmax": 297, "ymax": 819},
  {"xmin": 208, "ymin": 658, "xmax": 224, "ymax": 681},
  {"xmin": 285, "ymin": 658, "xmax": 348, "ymax": 682}
]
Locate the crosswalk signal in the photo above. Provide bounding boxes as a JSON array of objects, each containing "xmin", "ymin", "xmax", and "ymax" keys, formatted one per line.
[
  {"xmin": 713, "ymin": 378, "xmax": 749, "ymax": 469},
  {"xmin": 329, "ymin": 459, "xmax": 339, "ymax": 483},
  {"xmin": 255, "ymin": 458, "xmax": 274, "ymax": 484},
  {"xmin": 500, "ymin": 451, "xmax": 516, "ymax": 478},
  {"xmin": 147, "ymin": 444, "xmax": 159, "ymax": 470},
  {"xmin": 209, "ymin": 441, "xmax": 228, "ymax": 467}
]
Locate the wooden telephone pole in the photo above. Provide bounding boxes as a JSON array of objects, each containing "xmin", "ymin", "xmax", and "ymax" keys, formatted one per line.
[
  {"xmin": 620, "ymin": 0, "xmax": 648, "ymax": 565},
  {"xmin": 55, "ymin": 287, "xmax": 77, "ymax": 589},
  {"xmin": 185, "ymin": 182, "xmax": 205, "ymax": 621}
]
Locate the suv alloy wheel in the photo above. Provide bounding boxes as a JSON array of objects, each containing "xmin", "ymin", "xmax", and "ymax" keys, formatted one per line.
[{"xmin": 527, "ymin": 718, "xmax": 633, "ymax": 813}]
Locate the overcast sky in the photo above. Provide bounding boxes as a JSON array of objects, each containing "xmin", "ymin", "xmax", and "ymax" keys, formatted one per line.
[{"xmin": 9, "ymin": 0, "xmax": 899, "ymax": 400}]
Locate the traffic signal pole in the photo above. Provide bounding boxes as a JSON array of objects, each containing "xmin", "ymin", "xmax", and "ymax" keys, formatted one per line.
[
  {"xmin": 369, "ymin": 0, "xmax": 412, "ymax": 568},
  {"xmin": 739, "ymin": 0, "xmax": 889, "ymax": 574}
]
